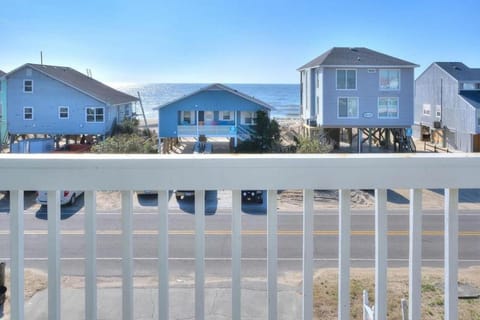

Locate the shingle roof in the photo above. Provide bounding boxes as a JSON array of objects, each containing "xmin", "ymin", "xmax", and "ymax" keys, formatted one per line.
[
  {"xmin": 9, "ymin": 63, "xmax": 138, "ymax": 105},
  {"xmin": 435, "ymin": 62, "xmax": 480, "ymax": 81},
  {"xmin": 460, "ymin": 91, "xmax": 480, "ymax": 109},
  {"xmin": 298, "ymin": 47, "xmax": 418, "ymax": 70},
  {"xmin": 153, "ymin": 83, "xmax": 273, "ymax": 110}
]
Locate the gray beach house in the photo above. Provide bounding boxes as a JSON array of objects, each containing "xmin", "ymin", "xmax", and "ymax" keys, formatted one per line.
[
  {"xmin": 414, "ymin": 62, "xmax": 480, "ymax": 152},
  {"xmin": 298, "ymin": 47, "xmax": 418, "ymax": 151}
]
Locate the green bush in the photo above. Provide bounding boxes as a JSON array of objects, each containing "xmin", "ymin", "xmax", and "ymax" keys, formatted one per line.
[{"xmin": 91, "ymin": 134, "xmax": 157, "ymax": 154}]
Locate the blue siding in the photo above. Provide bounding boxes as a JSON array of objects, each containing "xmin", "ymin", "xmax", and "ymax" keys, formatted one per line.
[
  {"xmin": 6, "ymin": 66, "xmax": 129, "ymax": 135},
  {"xmin": 320, "ymin": 67, "xmax": 414, "ymax": 128},
  {"xmin": 0, "ymin": 77, "xmax": 7, "ymax": 144},
  {"xmin": 158, "ymin": 89, "xmax": 269, "ymax": 137}
]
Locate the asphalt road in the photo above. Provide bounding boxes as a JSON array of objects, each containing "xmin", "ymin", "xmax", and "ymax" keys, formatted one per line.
[{"xmin": 0, "ymin": 197, "xmax": 479, "ymax": 278}]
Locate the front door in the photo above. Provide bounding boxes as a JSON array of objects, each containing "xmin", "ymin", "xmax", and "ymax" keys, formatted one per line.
[{"xmin": 198, "ymin": 111, "xmax": 205, "ymax": 125}]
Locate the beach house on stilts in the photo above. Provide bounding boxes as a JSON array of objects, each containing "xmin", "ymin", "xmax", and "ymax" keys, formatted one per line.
[
  {"xmin": 154, "ymin": 83, "xmax": 272, "ymax": 152},
  {"xmin": 298, "ymin": 47, "xmax": 418, "ymax": 152}
]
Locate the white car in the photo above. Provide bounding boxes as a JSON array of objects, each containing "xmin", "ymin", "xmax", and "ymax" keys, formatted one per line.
[{"xmin": 36, "ymin": 191, "xmax": 83, "ymax": 206}]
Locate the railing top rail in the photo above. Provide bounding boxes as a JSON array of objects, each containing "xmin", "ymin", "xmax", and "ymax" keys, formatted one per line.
[{"xmin": 1, "ymin": 153, "xmax": 480, "ymax": 190}]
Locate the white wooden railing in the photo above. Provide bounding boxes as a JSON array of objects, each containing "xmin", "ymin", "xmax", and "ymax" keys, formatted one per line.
[
  {"xmin": 177, "ymin": 124, "xmax": 234, "ymax": 137},
  {"xmin": 1, "ymin": 153, "xmax": 478, "ymax": 320}
]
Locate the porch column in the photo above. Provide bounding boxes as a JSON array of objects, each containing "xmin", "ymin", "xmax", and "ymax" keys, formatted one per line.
[{"xmin": 234, "ymin": 110, "xmax": 238, "ymax": 148}]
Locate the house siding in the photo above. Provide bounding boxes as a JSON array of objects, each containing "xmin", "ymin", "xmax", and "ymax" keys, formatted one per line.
[
  {"xmin": 158, "ymin": 89, "xmax": 269, "ymax": 137},
  {"xmin": 321, "ymin": 67, "xmax": 414, "ymax": 128},
  {"xmin": 414, "ymin": 63, "xmax": 478, "ymax": 152},
  {"xmin": 0, "ymin": 76, "xmax": 7, "ymax": 144},
  {"xmin": 6, "ymin": 66, "xmax": 116, "ymax": 135}
]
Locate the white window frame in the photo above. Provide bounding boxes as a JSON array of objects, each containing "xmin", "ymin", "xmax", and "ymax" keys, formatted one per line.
[
  {"xmin": 85, "ymin": 107, "xmax": 104, "ymax": 123},
  {"xmin": 204, "ymin": 111, "xmax": 214, "ymax": 122},
  {"xmin": 435, "ymin": 105, "xmax": 441, "ymax": 118},
  {"xmin": 23, "ymin": 107, "xmax": 33, "ymax": 120},
  {"xmin": 58, "ymin": 106, "xmax": 69, "ymax": 119},
  {"xmin": 337, "ymin": 97, "xmax": 359, "ymax": 119},
  {"xmin": 181, "ymin": 111, "xmax": 195, "ymax": 124},
  {"xmin": 423, "ymin": 104, "xmax": 431, "ymax": 116},
  {"xmin": 377, "ymin": 97, "xmax": 399, "ymax": 119},
  {"xmin": 368, "ymin": 69, "xmax": 377, "ymax": 73},
  {"xmin": 219, "ymin": 111, "xmax": 233, "ymax": 121},
  {"xmin": 241, "ymin": 111, "xmax": 257, "ymax": 125},
  {"xmin": 23, "ymin": 80, "xmax": 33, "ymax": 93},
  {"xmin": 379, "ymin": 69, "xmax": 400, "ymax": 90},
  {"xmin": 336, "ymin": 69, "xmax": 357, "ymax": 90}
]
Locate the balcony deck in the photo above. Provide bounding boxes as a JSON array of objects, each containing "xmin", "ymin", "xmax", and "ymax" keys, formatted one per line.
[{"xmin": 1, "ymin": 153, "xmax": 479, "ymax": 319}]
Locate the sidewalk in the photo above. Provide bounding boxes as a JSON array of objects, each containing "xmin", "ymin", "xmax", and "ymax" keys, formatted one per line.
[{"xmin": 22, "ymin": 279, "xmax": 302, "ymax": 320}]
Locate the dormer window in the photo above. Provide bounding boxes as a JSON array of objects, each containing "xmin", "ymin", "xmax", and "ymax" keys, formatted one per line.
[{"xmin": 24, "ymin": 80, "xmax": 33, "ymax": 93}]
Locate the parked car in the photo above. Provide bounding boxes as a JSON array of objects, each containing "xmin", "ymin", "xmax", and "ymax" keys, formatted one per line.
[
  {"xmin": 175, "ymin": 190, "xmax": 195, "ymax": 200},
  {"xmin": 36, "ymin": 191, "xmax": 83, "ymax": 206},
  {"xmin": 242, "ymin": 190, "xmax": 263, "ymax": 203}
]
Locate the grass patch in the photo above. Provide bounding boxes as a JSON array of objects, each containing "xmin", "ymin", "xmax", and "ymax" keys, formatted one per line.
[{"xmin": 313, "ymin": 267, "xmax": 480, "ymax": 320}]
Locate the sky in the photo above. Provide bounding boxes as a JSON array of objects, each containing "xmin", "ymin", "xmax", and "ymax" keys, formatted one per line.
[{"xmin": 1, "ymin": 0, "xmax": 479, "ymax": 85}]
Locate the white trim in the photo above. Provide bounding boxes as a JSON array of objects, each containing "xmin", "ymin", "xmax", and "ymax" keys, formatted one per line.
[
  {"xmin": 23, "ymin": 106, "xmax": 34, "ymax": 120},
  {"xmin": 85, "ymin": 107, "xmax": 105, "ymax": 123},
  {"xmin": 23, "ymin": 79, "xmax": 33, "ymax": 93},
  {"xmin": 58, "ymin": 106, "xmax": 69, "ymax": 120},
  {"xmin": 298, "ymin": 64, "xmax": 418, "ymax": 71},
  {"xmin": 240, "ymin": 111, "xmax": 257, "ymax": 125},
  {"xmin": 337, "ymin": 97, "xmax": 359, "ymax": 119},
  {"xmin": 379, "ymin": 69, "xmax": 401, "ymax": 91},
  {"xmin": 336, "ymin": 69, "xmax": 357, "ymax": 90},
  {"xmin": 219, "ymin": 111, "xmax": 234, "ymax": 121},
  {"xmin": 378, "ymin": 97, "xmax": 400, "ymax": 119}
]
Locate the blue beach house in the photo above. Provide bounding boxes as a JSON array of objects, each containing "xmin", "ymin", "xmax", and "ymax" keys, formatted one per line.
[
  {"xmin": 5, "ymin": 63, "xmax": 138, "ymax": 142},
  {"xmin": 298, "ymin": 47, "xmax": 418, "ymax": 151},
  {"xmin": 154, "ymin": 83, "xmax": 272, "ymax": 149},
  {"xmin": 0, "ymin": 70, "xmax": 7, "ymax": 147}
]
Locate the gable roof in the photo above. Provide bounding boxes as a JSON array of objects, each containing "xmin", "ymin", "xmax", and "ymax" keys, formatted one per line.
[
  {"xmin": 298, "ymin": 47, "xmax": 418, "ymax": 70},
  {"xmin": 460, "ymin": 91, "xmax": 480, "ymax": 109},
  {"xmin": 0, "ymin": 70, "xmax": 6, "ymax": 77},
  {"xmin": 7, "ymin": 63, "xmax": 138, "ymax": 105},
  {"xmin": 153, "ymin": 83, "xmax": 273, "ymax": 110},
  {"xmin": 435, "ymin": 62, "xmax": 480, "ymax": 81}
]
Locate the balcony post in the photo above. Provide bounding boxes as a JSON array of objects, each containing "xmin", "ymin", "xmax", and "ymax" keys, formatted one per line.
[
  {"xmin": 195, "ymin": 190, "xmax": 206, "ymax": 320},
  {"xmin": 409, "ymin": 189, "xmax": 422, "ymax": 320},
  {"xmin": 158, "ymin": 190, "xmax": 169, "ymax": 320},
  {"xmin": 232, "ymin": 190, "xmax": 242, "ymax": 320},
  {"xmin": 444, "ymin": 188, "xmax": 458, "ymax": 320},
  {"xmin": 338, "ymin": 189, "xmax": 351, "ymax": 320},
  {"xmin": 9, "ymin": 190, "xmax": 24, "ymax": 320},
  {"xmin": 85, "ymin": 191, "xmax": 97, "ymax": 320},
  {"xmin": 47, "ymin": 191, "xmax": 61, "ymax": 320},
  {"xmin": 121, "ymin": 191, "xmax": 134, "ymax": 320},
  {"xmin": 374, "ymin": 189, "xmax": 387, "ymax": 320},
  {"xmin": 267, "ymin": 190, "xmax": 278, "ymax": 320},
  {"xmin": 303, "ymin": 189, "xmax": 314, "ymax": 320}
]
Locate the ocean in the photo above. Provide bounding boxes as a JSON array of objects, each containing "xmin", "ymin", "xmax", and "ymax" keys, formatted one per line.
[{"xmin": 117, "ymin": 83, "xmax": 300, "ymax": 119}]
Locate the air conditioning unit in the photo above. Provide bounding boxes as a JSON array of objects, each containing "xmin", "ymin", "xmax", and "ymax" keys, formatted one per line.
[{"xmin": 433, "ymin": 121, "xmax": 442, "ymax": 129}]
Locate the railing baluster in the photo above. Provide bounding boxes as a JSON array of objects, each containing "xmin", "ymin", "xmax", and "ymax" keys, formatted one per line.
[
  {"xmin": 121, "ymin": 191, "xmax": 134, "ymax": 320},
  {"xmin": 195, "ymin": 190, "xmax": 206, "ymax": 320},
  {"xmin": 303, "ymin": 189, "xmax": 314, "ymax": 320},
  {"xmin": 85, "ymin": 191, "xmax": 97, "ymax": 320},
  {"xmin": 375, "ymin": 189, "xmax": 387, "ymax": 320},
  {"xmin": 445, "ymin": 188, "xmax": 458, "ymax": 320},
  {"xmin": 267, "ymin": 189, "xmax": 277, "ymax": 320},
  {"xmin": 158, "ymin": 190, "xmax": 169, "ymax": 320},
  {"xmin": 10, "ymin": 190, "xmax": 24, "ymax": 320},
  {"xmin": 338, "ymin": 189, "xmax": 351, "ymax": 320},
  {"xmin": 48, "ymin": 191, "xmax": 61, "ymax": 320},
  {"xmin": 409, "ymin": 189, "xmax": 422, "ymax": 320},
  {"xmin": 232, "ymin": 190, "xmax": 242, "ymax": 320}
]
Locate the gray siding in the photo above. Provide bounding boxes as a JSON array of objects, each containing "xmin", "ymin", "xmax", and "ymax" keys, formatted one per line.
[
  {"xmin": 320, "ymin": 67, "xmax": 414, "ymax": 128},
  {"xmin": 414, "ymin": 63, "xmax": 478, "ymax": 152},
  {"xmin": 316, "ymin": 68, "xmax": 324, "ymax": 125}
]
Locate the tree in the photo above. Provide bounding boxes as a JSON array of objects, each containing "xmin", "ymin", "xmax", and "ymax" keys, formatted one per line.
[
  {"xmin": 91, "ymin": 119, "xmax": 157, "ymax": 153},
  {"xmin": 236, "ymin": 110, "xmax": 280, "ymax": 153}
]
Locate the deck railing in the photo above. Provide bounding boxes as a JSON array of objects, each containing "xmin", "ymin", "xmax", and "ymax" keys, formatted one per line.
[
  {"xmin": 177, "ymin": 124, "xmax": 234, "ymax": 137},
  {"xmin": 1, "ymin": 153, "xmax": 478, "ymax": 320}
]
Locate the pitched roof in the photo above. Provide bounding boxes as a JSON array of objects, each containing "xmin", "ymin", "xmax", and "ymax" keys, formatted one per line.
[
  {"xmin": 460, "ymin": 91, "xmax": 480, "ymax": 109},
  {"xmin": 8, "ymin": 63, "xmax": 138, "ymax": 105},
  {"xmin": 435, "ymin": 62, "xmax": 480, "ymax": 81},
  {"xmin": 298, "ymin": 47, "xmax": 418, "ymax": 70},
  {"xmin": 153, "ymin": 83, "xmax": 273, "ymax": 110},
  {"xmin": 0, "ymin": 70, "xmax": 6, "ymax": 77}
]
